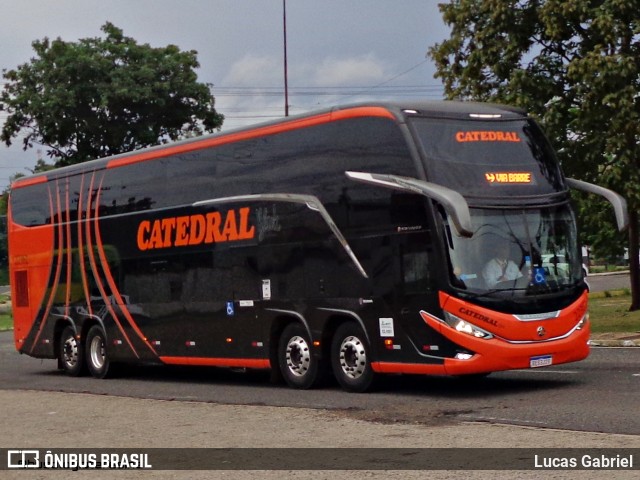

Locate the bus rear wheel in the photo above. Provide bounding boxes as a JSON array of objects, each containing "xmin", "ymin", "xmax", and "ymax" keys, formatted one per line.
[
  {"xmin": 59, "ymin": 326, "xmax": 85, "ymax": 376},
  {"xmin": 331, "ymin": 322, "xmax": 375, "ymax": 393},
  {"xmin": 278, "ymin": 323, "xmax": 320, "ymax": 389},
  {"xmin": 85, "ymin": 325, "xmax": 112, "ymax": 379}
]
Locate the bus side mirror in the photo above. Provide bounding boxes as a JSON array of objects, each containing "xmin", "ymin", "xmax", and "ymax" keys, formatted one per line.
[
  {"xmin": 345, "ymin": 171, "xmax": 473, "ymax": 238},
  {"xmin": 566, "ymin": 178, "xmax": 629, "ymax": 232}
]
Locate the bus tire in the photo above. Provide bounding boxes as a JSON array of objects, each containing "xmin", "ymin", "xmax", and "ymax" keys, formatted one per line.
[
  {"xmin": 331, "ymin": 322, "xmax": 375, "ymax": 393},
  {"xmin": 59, "ymin": 326, "xmax": 85, "ymax": 376},
  {"xmin": 85, "ymin": 325, "xmax": 112, "ymax": 379},
  {"xmin": 278, "ymin": 323, "xmax": 320, "ymax": 389}
]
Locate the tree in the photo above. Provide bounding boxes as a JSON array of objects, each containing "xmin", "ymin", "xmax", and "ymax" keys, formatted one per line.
[
  {"xmin": 1, "ymin": 22, "xmax": 224, "ymax": 166},
  {"xmin": 429, "ymin": 0, "xmax": 640, "ymax": 310}
]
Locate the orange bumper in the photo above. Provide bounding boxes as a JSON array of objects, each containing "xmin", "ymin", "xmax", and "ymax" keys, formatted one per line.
[
  {"xmin": 421, "ymin": 311, "xmax": 589, "ymax": 375},
  {"xmin": 373, "ymin": 292, "xmax": 590, "ymax": 377}
]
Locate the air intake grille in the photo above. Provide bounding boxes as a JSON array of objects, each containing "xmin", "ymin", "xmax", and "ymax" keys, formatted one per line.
[{"xmin": 14, "ymin": 270, "xmax": 29, "ymax": 307}]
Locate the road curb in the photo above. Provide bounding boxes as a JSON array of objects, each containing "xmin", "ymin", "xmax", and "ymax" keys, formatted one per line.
[
  {"xmin": 589, "ymin": 336, "xmax": 640, "ymax": 347},
  {"xmin": 588, "ymin": 270, "xmax": 630, "ymax": 277}
]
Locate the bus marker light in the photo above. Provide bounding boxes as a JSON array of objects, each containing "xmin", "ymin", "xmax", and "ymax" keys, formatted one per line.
[
  {"xmin": 113, "ymin": 339, "xmax": 123, "ymax": 346},
  {"xmin": 186, "ymin": 341, "xmax": 196, "ymax": 347},
  {"xmin": 313, "ymin": 341, "xmax": 321, "ymax": 347},
  {"xmin": 251, "ymin": 341, "xmax": 264, "ymax": 348},
  {"xmin": 226, "ymin": 338, "xmax": 233, "ymax": 343},
  {"xmin": 469, "ymin": 113, "xmax": 502, "ymax": 119},
  {"xmin": 152, "ymin": 340, "xmax": 161, "ymax": 346},
  {"xmin": 455, "ymin": 353, "xmax": 473, "ymax": 360},
  {"xmin": 577, "ymin": 313, "xmax": 589, "ymax": 329},
  {"xmin": 422, "ymin": 345, "xmax": 440, "ymax": 352},
  {"xmin": 384, "ymin": 340, "xmax": 400, "ymax": 350}
]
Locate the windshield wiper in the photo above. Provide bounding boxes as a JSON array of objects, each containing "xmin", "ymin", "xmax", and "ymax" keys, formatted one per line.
[{"xmin": 462, "ymin": 287, "xmax": 528, "ymax": 300}]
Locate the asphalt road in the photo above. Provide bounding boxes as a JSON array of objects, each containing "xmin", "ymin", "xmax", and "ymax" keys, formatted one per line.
[
  {"xmin": 1, "ymin": 331, "xmax": 639, "ymax": 436},
  {"xmin": 588, "ymin": 271, "xmax": 631, "ymax": 292},
  {"xmin": 2, "ymin": 330, "xmax": 639, "ymax": 479}
]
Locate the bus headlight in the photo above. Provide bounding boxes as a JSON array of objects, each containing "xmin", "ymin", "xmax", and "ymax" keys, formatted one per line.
[
  {"xmin": 443, "ymin": 312, "xmax": 494, "ymax": 339},
  {"xmin": 576, "ymin": 312, "xmax": 589, "ymax": 330}
]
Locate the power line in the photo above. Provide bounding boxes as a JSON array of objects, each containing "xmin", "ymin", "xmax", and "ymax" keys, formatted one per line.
[{"xmin": 213, "ymin": 84, "xmax": 443, "ymax": 97}]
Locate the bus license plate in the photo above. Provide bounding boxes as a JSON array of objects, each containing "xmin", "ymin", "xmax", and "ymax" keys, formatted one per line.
[{"xmin": 530, "ymin": 355, "xmax": 553, "ymax": 368}]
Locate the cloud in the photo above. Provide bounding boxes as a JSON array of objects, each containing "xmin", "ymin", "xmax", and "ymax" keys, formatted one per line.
[
  {"xmin": 215, "ymin": 53, "xmax": 391, "ymax": 130},
  {"xmin": 221, "ymin": 54, "xmax": 282, "ymax": 87},
  {"xmin": 221, "ymin": 52, "xmax": 388, "ymax": 87},
  {"xmin": 309, "ymin": 54, "xmax": 387, "ymax": 87}
]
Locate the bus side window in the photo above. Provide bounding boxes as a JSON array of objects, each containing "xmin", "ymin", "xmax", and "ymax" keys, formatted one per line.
[{"xmin": 402, "ymin": 246, "xmax": 435, "ymax": 294}]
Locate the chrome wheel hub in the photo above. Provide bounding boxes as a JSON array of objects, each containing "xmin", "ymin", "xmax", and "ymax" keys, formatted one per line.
[
  {"xmin": 339, "ymin": 335, "xmax": 366, "ymax": 379},
  {"xmin": 285, "ymin": 335, "xmax": 311, "ymax": 377},
  {"xmin": 62, "ymin": 336, "xmax": 79, "ymax": 367},
  {"xmin": 89, "ymin": 335, "xmax": 105, "ymax": 370}
]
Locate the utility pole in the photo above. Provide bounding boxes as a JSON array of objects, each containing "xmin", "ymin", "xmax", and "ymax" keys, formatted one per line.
[{"xmin": 283, "ymin": 0, "xmax": 289, "ymax": 116}]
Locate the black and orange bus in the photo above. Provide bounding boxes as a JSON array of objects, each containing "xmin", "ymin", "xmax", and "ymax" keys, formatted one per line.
[{"xmin": 8, "ymin": 101, "xmax": 627, "ymax": 392}]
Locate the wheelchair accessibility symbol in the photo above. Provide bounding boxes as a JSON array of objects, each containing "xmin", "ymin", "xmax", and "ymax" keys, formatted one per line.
[
  {"xmin": 533, "ymin": 267, "xmax": 546, "ymax": 285},
  {"xmin": 226, "ymin": 301, "xmax": 235, "ymax": 316}
]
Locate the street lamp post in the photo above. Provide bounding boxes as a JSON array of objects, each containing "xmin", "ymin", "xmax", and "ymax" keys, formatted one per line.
[{"xmin": 283, "ymin": 0, "xmax": 289, "ymax": 117}]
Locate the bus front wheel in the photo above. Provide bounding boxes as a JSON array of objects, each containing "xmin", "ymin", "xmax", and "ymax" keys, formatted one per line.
[
  {"xmin": 59, "ymin": 326, "xmax": 85, "ymax": 376},
  {"xmin": 85, "ymin": 325, "xmax": 112, "ymax": 379},
  {"xmin": 278, "ymin": 323, "xmax": 320, "ymax": 389},
  {"xmin": 331, "ymin": 322, "xmax": 375, "ymax": 393}
]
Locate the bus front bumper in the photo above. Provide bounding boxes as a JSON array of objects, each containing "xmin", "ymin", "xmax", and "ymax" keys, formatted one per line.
[{"xmin": 421, "ymin": 311, "xmax": 590, "ymax": 376}]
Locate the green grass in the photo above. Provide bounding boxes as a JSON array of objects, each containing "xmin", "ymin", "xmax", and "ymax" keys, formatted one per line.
[
  {"xmin": 588, "ymin": 292, "xmax": 640, "ymax": 333},
  {"xmin": 589, "ymin": 265, "xmax": 629, "ymax": 274},
  {"xmin": 0, "ymin": 313, "xmax": 11, "ymax": 331},
  {"xmin": 0, "ymin": 293, "xmax": 12, "ymax": 331}
]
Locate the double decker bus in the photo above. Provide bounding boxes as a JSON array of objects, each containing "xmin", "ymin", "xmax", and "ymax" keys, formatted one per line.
[{"xmin": 8, "ymin": 101, "xmax": 627, "ymax": 392}]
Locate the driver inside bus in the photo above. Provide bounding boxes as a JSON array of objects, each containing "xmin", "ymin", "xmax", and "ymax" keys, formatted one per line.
[{"xmin": 482, "ymin": 239, "xmax": 523, "ymax": 288}]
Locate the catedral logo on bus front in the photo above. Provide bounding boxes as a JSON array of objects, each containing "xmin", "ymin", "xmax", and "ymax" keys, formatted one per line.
[
  {"xmin": 455, "ymin": 130, "xmax": 522, "ymax": 142},
  {"xmin": 137, "ymin": 207, "xmax": 256, "ymax": 251}
]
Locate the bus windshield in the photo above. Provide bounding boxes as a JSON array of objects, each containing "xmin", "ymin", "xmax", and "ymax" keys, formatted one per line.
[
  {"xmin": 409, "ymin": 117, "xmax": 564, "ymax": 198},
  {"xmin": 445, "ymin": 206, "xmax": 582, "ymax": 295}
]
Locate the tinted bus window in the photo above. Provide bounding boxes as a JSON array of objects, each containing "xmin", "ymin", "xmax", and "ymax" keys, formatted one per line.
[
  {"xmin": 10, "ymin": 182, "xmax": 51, "ymax": 227},
  {"xmin": 93, "ymin": 117, "xmax": 420, "ymax": 232}
]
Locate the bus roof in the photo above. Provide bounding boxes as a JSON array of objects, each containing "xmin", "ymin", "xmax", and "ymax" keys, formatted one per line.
[{"xmin": 11, "ymin": 100, "xmax": 528, "ymax": 190}]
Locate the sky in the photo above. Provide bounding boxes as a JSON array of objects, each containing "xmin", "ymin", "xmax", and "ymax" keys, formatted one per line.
[{"xmin": 0, "ymin": 0, "xmax": 450, "ymax": 190}]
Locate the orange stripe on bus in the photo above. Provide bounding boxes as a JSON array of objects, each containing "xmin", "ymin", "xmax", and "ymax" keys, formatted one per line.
[
  {"xmin": 77, "ymin": 173, "xmax": 93, "ymax": 316},
  {"xmin": 160, "ymin": 356, "xmax": 271, "ymax": 369},
  {"xmin": 64, "ymin": 180, "xmax": 72, "ymax": 317},
  {"xmin": 107, "ymin": 106, "xmax": 396, "ymax": 169},
  {"xmin": 84, "ymin": 173, "xmax": 139, "ymax": 358},
  {"xmin": 91, "ymin": 175, "xmax": 158, "ymax": 356},
  {"xmin": 371, "ymin": 362, "xmax": 445, "ymax": 375},
  {"xmin": 30, "ymin": 185, "xmax": 64, "ymax": 353},
  {"xmin": 11, "ymin": 175, "xmax": 48, "ymax": 189}
]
